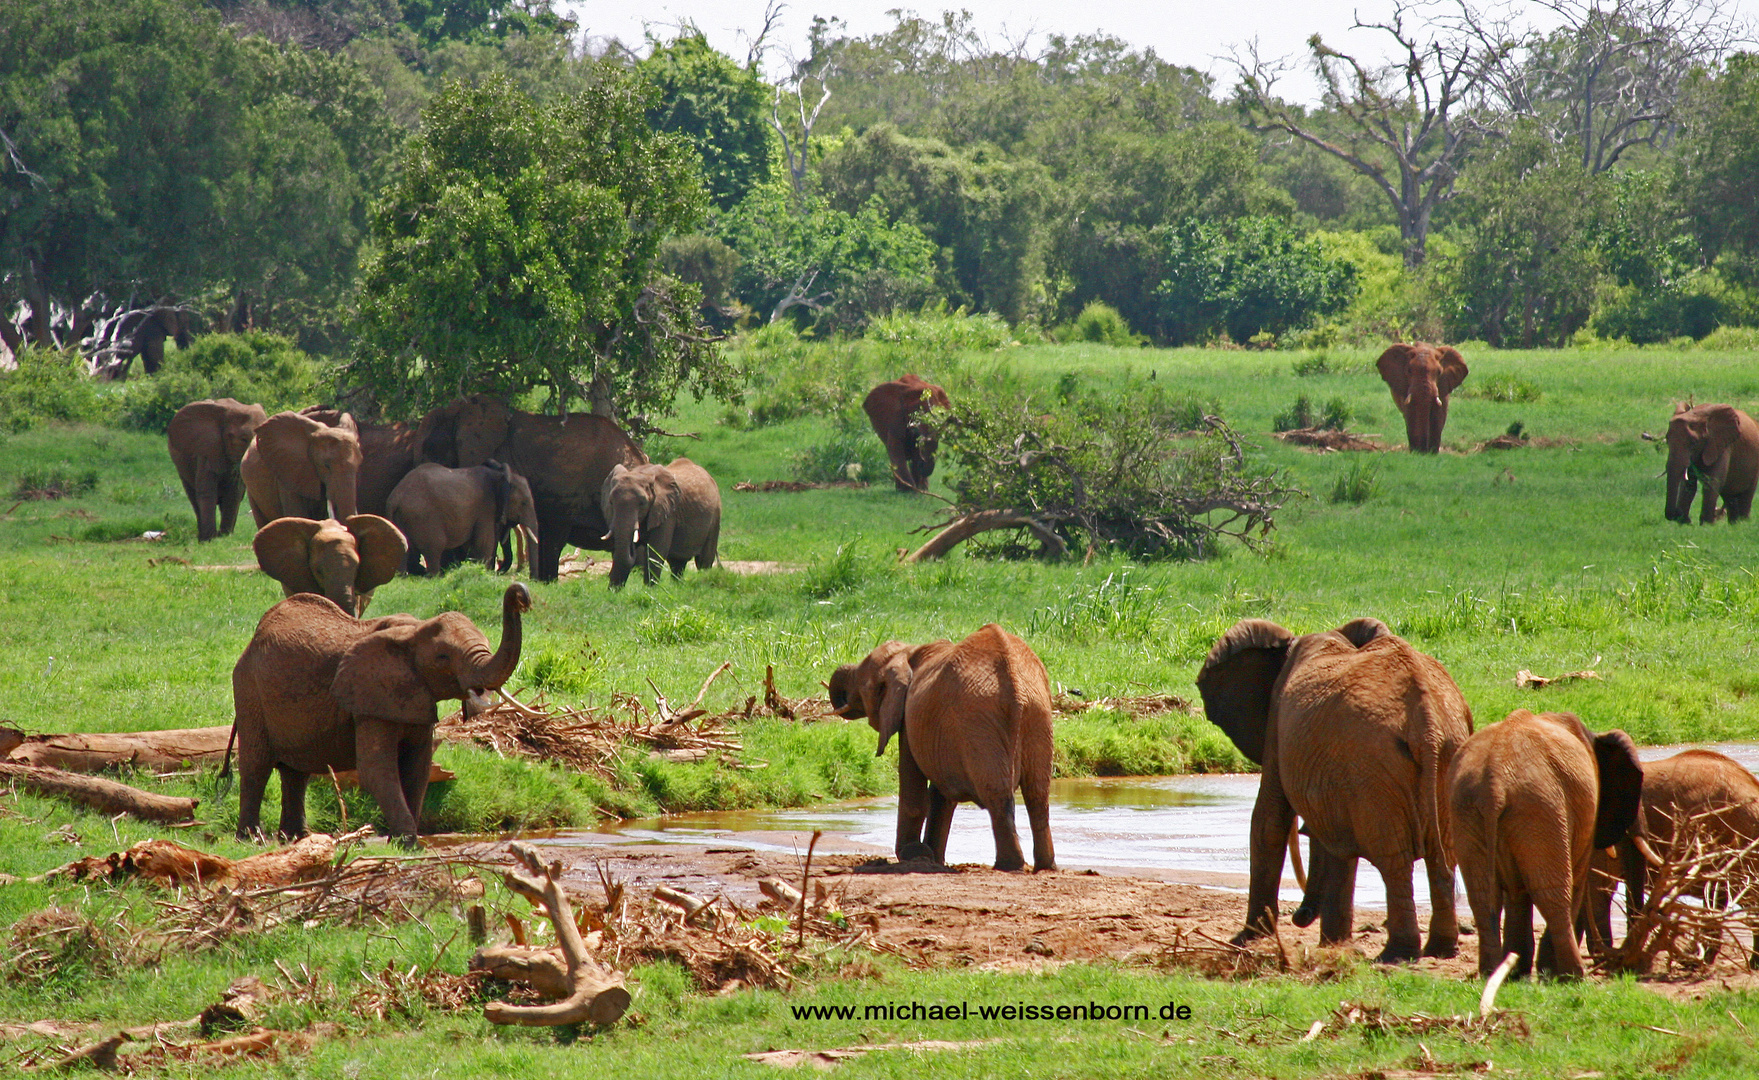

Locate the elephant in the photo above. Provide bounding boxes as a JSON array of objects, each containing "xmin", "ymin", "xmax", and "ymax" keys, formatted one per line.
[
  {"xmin": 1377, "ymin": 343, "xmax": 1468, "ymax": 453},
  {"xmin": 863, "ymin": 374, "xmax": 950, "ymax": 491},
  {"xmin": 1447, "ymin": 709, "xmax": 1644, "ymax": 980},
  {"xmin": 413, "ymin": 394, "xmax": 647, "ymax": 582},
  {"xmin": 1663, "ymin": 403, "xmax": 1759, "ymax": 524},
  {"xmin": 167, "ymin": 398, "xmax": 267, "ymax": 541},
  {"xmin": 253, "ymin": 515, "xmax": 407, "ymax": 617},
  {"xmin": 230, "ymin": 582, "xmax": 530, "ymax": 845},
  {"xmin": 301, "ymin": 407, "xmax": 419, "ymax": 520},
  {"xmin": 88, "ymin": 305, "xmax": 200, "ymax": 380},
  {"xmin": 241, "ymin": 410, "xmax": 363, "ymax": 529},
  {"xmin": 1587, "ymin": 748, "xmax": 1759, "ymax": 968},
  {"xmin": 387, "ymin": 461, "xmax": 541, "ymax": 576},
  {"xmin": 599, "ymin": 458, "xmax": 722, "ymax": 587},
  {"xmin": 1196, "ymin": 617, "xmax": 1472, "ymax": 962},
  {"xmin": 827, "ymin": 624, "xmax": 1055, "ymax": 872}
]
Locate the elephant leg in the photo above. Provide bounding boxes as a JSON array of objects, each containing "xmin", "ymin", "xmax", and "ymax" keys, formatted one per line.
[
  {"xmin": 1532, "ymin": 886, "xmax": 1583, "ymax": 979},
  {"xmin": 922, "ymin": 784, "xmax": 955, "ymax": 864},
  {"xmin": 1317, "ymin": 854, "xmax": 1359, "ymax": 946},
  {"xmin": 274, "ymin": 766, "xmax": 310, "ymax": 840},
  {"xmin": 184, "ymin": 473, "xmax": 218, "ymax": 542},
  {"xmin": 217, "ymin": 471, "xmax": 243, "ymax": 538},
  {"xmin": 234, "ymin": 745, "xmax": 276, "ymax": 842},
  {"xmin": 668, "ymin": 556, "xmax": 689, "ymax": 578},
  {"xmin": 356, "ymin": 721, "xmax": 420, "ymax": 844},
  {"xmin": 1236, "ymin": 784, "xmax": 1297, "ymax": 944},
  {"xmin": 1701, "ymin": 477, "xmax": 1724, "ymax": 524},
  {"xmin": 1423, "ymin": 854, "xmax": 1460, "ymax": 958},
  {"xmin": 1376, "ymin": 855, "xmax": 1422, "ymax": 962},
  {"xmin": 1503, "ymin": 889, "xmax": 1536, "ymax": 980},
  {"xmin": 397, "ymin": 734, "xmax": 434, "ymax": 849},
  {"xmin": 982, "ymin": 794, "xmax": 1027, "ymax": 872},
  {"xmin": 895, "ymin": 747, "xmax": 933, "ymax": 863},
  {"xmin": 1023, "ymin": 774, "xmax": 1055, "ymax": 872},
  {"xmin": 1462, "ymin": 865, "xmax": 1505, "ymax": 978},
  {"xmin": 1725, "ymin": 487, "xmax": 1755, "ymax": 523},
  {"xmin": 534, "ymin": 519, "xmax": 566, "ymax": 583}
]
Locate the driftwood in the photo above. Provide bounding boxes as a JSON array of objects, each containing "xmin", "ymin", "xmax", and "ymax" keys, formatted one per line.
[
  {"xmin": 1, "ymin": 726, "xmax": 452, "ymax": 786},
  {"xmin": 35, "ymin": 832, "xmax": 345, "ymax": 888},
  {"xmin": 475, "ymin": 843, "xmax": 631, "ymax": 1028},
  {"xmin": 902, "ymin": 509, "xmax": 1068, "ymax": 563},
  {"xmin": 0, "ymin": 762, "xmax": 197, "ymax": 823}
]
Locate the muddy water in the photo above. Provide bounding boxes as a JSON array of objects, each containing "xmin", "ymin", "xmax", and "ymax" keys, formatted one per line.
[{"xmin": 546, "ymin": 743, "xmax": 1759, "ymax": 913}]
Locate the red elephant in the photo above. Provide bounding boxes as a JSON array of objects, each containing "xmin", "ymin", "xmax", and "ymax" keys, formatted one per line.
[
  {"xmin": 1377, "ymin": 343, "xmax": 1468, "ymax": 453},
  {"xmin": 863, "ymin": 374, "xmax": 950, "ymax": 491}
]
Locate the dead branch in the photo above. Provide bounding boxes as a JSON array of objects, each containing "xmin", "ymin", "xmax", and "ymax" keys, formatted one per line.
[
  {"xmin": 33, "ymin": 830, "xmax": 365, "ymax": 888},
  {"xmin": 0, "ymin": 762, "xmax": 197, "ymax": 823},
  {"xmin": 1599, "ymin": 808, "xmax": 1759, "ymax": 975},
  {"xmin": 903, "ymin": 509, "xmax": 1068, "ymax": 563},
  {"xmin": 479, "ymin": 843, "xmax": 631, "ymax": 1028}
]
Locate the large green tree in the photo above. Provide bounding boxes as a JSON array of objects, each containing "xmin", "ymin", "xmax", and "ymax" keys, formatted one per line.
[
  {"xmin": 1683, "ymin": 52, "xmax": 1759, "ymax": 286},
  {"xmin": 639, "ymin": 31, "xmax": 773, "ymax": 212},
  {"xmin": 349, "ymin": 70, "xmax": 733, "ymax": 420}
]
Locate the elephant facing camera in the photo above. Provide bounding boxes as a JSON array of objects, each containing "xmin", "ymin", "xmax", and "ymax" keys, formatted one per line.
[
  {"xmin": 828, "ymin": 624, "xmax": 1055, "ymax": 873},
  {"xmin": 254, "ymin": 515, "xmax": 406, "ymax": 617},
  {"xmin": 1664, "ymin": 403, "xmax": 1759, "ymax": 524},
  {"xmin": 229, "ymin": 582, "xmax": 530, "ymax": 847}
]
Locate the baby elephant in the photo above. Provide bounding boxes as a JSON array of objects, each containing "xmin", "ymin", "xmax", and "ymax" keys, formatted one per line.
[
  {"xmin": 1448, "ymin": 709, "xmax": 1644, "ymax": 980},
  {"xmin": 599, "ymin": 458, "xmax": 721, "ymax": 587},
  {"xmin": 828, "ymin": 624, "xmax": 1055, "ymax": 872},
  {"xmin": 254, "ymin": 515, "xmax": 406, "ymax": 617},
  {"xmin": 387, "ymin": 461, "xmax": 539, "ymax": 576}
]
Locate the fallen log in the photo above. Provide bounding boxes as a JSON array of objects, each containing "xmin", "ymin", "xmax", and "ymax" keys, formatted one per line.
[
  {"xmin": 0, "ymin": 762, "xmax": 197, "ymax": 823},
  {"xmin": 477, "ymin": 842, "xmax": 631, "ymax": 1028},
  {"xmin": 35, "ymin": 831, "xmax": 349, "ymax": 888},
  {"xmin": 1, "ymin": 727, "xmax": 451, "ymax": 786},
  {"xmin": 902, "ymin": 509, "xmax": 1067, "ymax": 563}
]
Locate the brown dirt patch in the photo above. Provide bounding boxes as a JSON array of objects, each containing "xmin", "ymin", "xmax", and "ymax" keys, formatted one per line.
[{"xmin": 1273, "ymin": 428, "xmax": 1390, "ymax": 452}]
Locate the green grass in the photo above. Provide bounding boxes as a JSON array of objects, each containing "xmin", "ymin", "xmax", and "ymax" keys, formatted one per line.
[{"xmin": 6, "ymin": 340, "xmax": 1759, "ymax": 1073}]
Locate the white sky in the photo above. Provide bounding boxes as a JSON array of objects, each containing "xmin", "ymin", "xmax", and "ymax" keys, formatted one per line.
[{"xmin": 560, "ymin": 1, "xmax": 1756, "ymax": 104}]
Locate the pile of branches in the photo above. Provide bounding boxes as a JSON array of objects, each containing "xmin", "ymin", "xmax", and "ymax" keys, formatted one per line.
[
  {"xmin": 912, "ymin": 389, "xmax": 1303, "ymax": 562},
  {"xmin": 1052, "ymin": 692, "xmax": 1193, "ymax": 718},
  {"xmin": 1598, "ymin": 810, "xmax": 1759, "ymax": 976}
]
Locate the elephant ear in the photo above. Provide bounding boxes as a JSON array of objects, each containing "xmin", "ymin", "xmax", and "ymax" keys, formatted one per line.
[
  {"xmin": 345, "ymin": 514, "xmax": 408, "ymax": 593},
  {"xmin": 873, "ymin": 654, "xmax": 912, "ymax": 757},
  {"xmin": 253, "ymin": 517, "xmax": 324, "ymax": 594},
  {"xmin": 1376, "ymin": 344, "xmax": 1417, "ymax": 404},
  {"xmin": 1334, "ymin": 617, "xmax": 1392, "ymax": 648},
  {"xmin": 333, "ymin": 623, "xmax": 437, "ymax": 724},
  {"xmin": 1593, "ymin": 728, "xmax": 1645, "ymax": 850},
  {"xmin": 649, "ymin": 468, "xmax": 681, "ymax": 549},
  {"xmin": 1435, "ymin": 346, "xmax": 1468, "ymax": 397},
  {"xmin": 1195, "ymin": 619, "xmax": 1294, "ymax": 765},
  {"xmin": 1700, "ymin": 405, "xmax": 1743, "ymax": 467},
  {"xmin": 455, "ymin": 396, "xmax": 512, "ymax": 466}
]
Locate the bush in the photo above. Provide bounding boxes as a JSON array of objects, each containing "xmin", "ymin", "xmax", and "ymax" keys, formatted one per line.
[
  {"xmin": 1154, "ymin": 216, "xmax": 1359, "ymax": 345},
  {"xmin": 1329, "ymin": 459, "xmax": 1382, "ymax": 504},
  {"xmin": 865, "ymin": 307, "xmax": 1014, "ymax": 353},
  {"xmin": 113, "ymin": 332, "xmax": 322, "ymax": 432},
  {"xmin": 1466, "ymin": 372, "xmax": 1542, "ymax": 402},
  {"xmin": 1273, "ymin": 394, "xmax": 1352, "ymax": 432},
  {"xmin": 12, "ymin": 467, "xmax": 99, "ymax": 501},
  {"xmin": 1053, "ymin": 301, "xmax": 1142, "ymax": 347},
  {"xmin": 0, "ymin": 348, "xmax": 111, "ymax": 432}
]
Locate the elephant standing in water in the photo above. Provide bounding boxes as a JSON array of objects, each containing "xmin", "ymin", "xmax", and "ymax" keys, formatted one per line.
[
  {"xmin": 1377, "ymin": 343, "xmax": 1467, "ymax": 453},
  {"xmin": 863, "ymin": 374, "xmax": 950, "ymax": 491},
  {"xmin": 231, "ymin": 583, "xmax": 529, "ymax": 845},
  {"xmin": 167, "ymin": 398, "xmax": 266, "ymax": 540},
  {"xmin": 1448, "ymin": 710, "xmax": 1644, "ymax": 979},
  {"xmin": 1197, "ymin": 617, "xmax": 1472, "ymax": 961},
  {"xmin": 1664, "ymin": 403, "xmax": 1759, "ymax": 524},
  {"xmin": 828, "ymin": 625, "xmax": 1056, "ymax": 872}
]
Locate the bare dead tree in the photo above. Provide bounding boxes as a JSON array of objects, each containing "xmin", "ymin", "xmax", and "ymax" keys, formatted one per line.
[
  {"xmin": 1230, "ymin": 4, "xmax": 1514, "ymax": 267},
  {"xmin": 768, "ymin": 55, "xmax": 833, "ymax": 200},
  {"xmin": 741, "ymin": 0, "xmax": 788, "ymax": 70},
  {"xmin": 1454, "ymin": 0, "xmax": 1751, "ymax": 173}
]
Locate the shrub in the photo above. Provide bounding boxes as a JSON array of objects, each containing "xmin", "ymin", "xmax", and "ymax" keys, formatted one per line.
[
  {"xmin": 12, "ymin": 467, "xmax": 99, "ymax": 501},
  {"xmin": 0, "ymin": 348, "xmax": 111, "ymax": 432},
  {"xmin": 1274, "ymin": 393, "xmax": 1351, "ymax": 431},
  {"xmin": 865, "ymin": 307, "xmax": 1014, "ymax": 353},
  {"xmin": 1273, "ymin": 394, "xmax": 1314, "ymax": 432},
  {"xmin": 1467, "ymin": 372, "xmax": 1542, "ymax": 402},
  {"xmin": 638, "ymin": 605, "xmax": 727, "ymax": 645},
  {"xmin": 1291, "ymin": 351, "xmax": 1333, "ymax": 376},
  {"xmin": 801, "ymin": 541, "xmax": 875, "ymax": 598},
  {"xmin": 113, "ymin": 332, "xmax": 322, "ymax": 432},
  {"xmin": 1053, "ymin": 301, "xmax": 1142, "ymax": 347},
  {"xmin": 1329, "ymin": 459, "xmax": 1382, "ymax": 504}
]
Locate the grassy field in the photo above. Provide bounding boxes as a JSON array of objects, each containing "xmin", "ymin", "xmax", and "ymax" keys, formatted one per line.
[{"xmin": 4, "ymin": 340, "xmax": 1759, "ymax": 1074}]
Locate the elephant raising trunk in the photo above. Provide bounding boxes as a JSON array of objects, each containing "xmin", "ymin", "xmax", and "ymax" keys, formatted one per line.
[{"xmin": 463, "ymin": 583, "xmax": 529, "ymax": 705}]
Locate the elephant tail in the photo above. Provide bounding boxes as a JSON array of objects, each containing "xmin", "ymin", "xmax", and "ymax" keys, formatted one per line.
[{"xmin": 217, "ymin": 722, "xmax": 237, "ymax": 795}]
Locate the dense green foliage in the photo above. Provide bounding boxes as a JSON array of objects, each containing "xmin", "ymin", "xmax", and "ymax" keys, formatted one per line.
[{"xmin": 639, "ymin": 32, "xmax": 774, "ymax": 212}]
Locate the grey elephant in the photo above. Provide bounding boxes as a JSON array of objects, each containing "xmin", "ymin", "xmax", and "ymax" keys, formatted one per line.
[
  {"xmin": 1448, "ymin": 709, "xmax": 1644, "ymax": 980},
  {"xmin": 241, "ymin": 410, "xmax": 363, "ymax": 528},
  {"xmin": 598, "ymin": 458, "xmax": 721, "ymax": 587},
  {"xmin": 1197, "ymin": 617, "xmax": 1472, "ymax": 962},
  {"xmin": 387, "ymin": 461, "xmax": 540, "ymax": 576},
  {"xmin": 253, "ymin": 515, "xmax": 407, "ymax": 617},
  {"xmin": 167, "ymin": 398, "xmax": 267, "ymax": 541},
  {"xmin": 230, "ymin": 583, "xmax": 529, "ymax": 844},
  {"xmin": 1664, "ymin": 403, "xmax": 1759, "ymax": 524},
  {"xmin": 828, "ymin": 624, "xmax": 1055, "ymax": 872}
]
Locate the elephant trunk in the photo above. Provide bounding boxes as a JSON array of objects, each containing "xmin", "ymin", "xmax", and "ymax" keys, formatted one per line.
[
  {"xmin": 607, "ymin": 497, "xmax": 642, "ymax": 587},
  {"xmin": 1665, "ymin": 441, "xmax": 1693, "ymax": 522},
  {"xmin": 465, "ymin": 583, "xmax": 530, "ymax": 691}
]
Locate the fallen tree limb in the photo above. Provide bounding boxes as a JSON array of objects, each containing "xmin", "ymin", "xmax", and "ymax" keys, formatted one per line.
[
  {"xmin": 903, "ymin": 509, "xmax": 1067, "ymax": 563},
  {"xmin": 0, "ymin": 762, "xmax": 197, "ymax": 823},
  {"xmin": 34, "ymin": 831, "xmax": 355, "ymax": 888},
  {"xmin": 3, "ymin": 727, "xmax": 232, "ymax": 771},
  {"xmin": 477, "ymin": 842, "xmax": 631, "ymax": 1027}
]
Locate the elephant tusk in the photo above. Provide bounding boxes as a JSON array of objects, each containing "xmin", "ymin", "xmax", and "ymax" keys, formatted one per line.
[
  {"xmin": 601, "ymin": 530, "xmax": 613, "ymax": 541},
  {"xmin": 632, "ymin": 526, "xmax": 640, "ymax": 545},
  {"xmin": 494, "ymin": 687, "xmax": 548, "ymax": 719},
  {"xmin": 1632, "ymin": 832, "xmax": 1666, "ymax": 868},
  {"xmin": 1434, "ymin": 396, "xmax": 1443, "ymax": 406}
]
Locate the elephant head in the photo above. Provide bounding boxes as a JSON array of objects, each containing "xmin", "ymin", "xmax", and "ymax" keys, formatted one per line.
[
  {"xmin": 254, "ymin": 515, "xmax": 407, "ymax": 616},
  {"xmin": 827, "ymin": 640, "xmax": 916, "ymax": 755},
  {"xmin": 1539, "ymin": 711, "xmax": 1645, "ymax": 852},
  {"xmin": 1666, "ymin": 403, "xmax": 1741, "ymax": 523},
  {"xmin": 332, "ymin": 583, "xmax": 530, "ymax": 728},
  {"xmin": 415, "ymin": 394, "xmax": 515, "ymax": 469},
  {"xmin": 248, "ymin": 411, "xmax": 364, "ymax": 523},
  {"xmin": 1377, "ymin": 343, "xmax": 1467, "ymax": 453},
  {"xmin": 487, "ymin": 459, "xmax": 541, "ymax": 549},
  {"xmin": 600, "ymin": 463, "xmax": 680, "ymax": 587}
]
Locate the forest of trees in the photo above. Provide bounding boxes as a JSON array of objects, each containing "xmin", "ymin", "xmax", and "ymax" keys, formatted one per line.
[{"xmin": 3, "ymin": 0, "xmax": 1758, "ymax": 417}]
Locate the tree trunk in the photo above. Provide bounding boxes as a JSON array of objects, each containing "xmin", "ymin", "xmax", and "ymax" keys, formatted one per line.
[
  {"xmin": 3, "ymin": 726, "xmax": 233, "ymax": 771},
  {"xmin": 0, "ymin": 762, "xmax": 198, "ymax": 823},
  {"xmin": 35, "ymin": 833, "xmax": 342, "ymax": 888}
]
